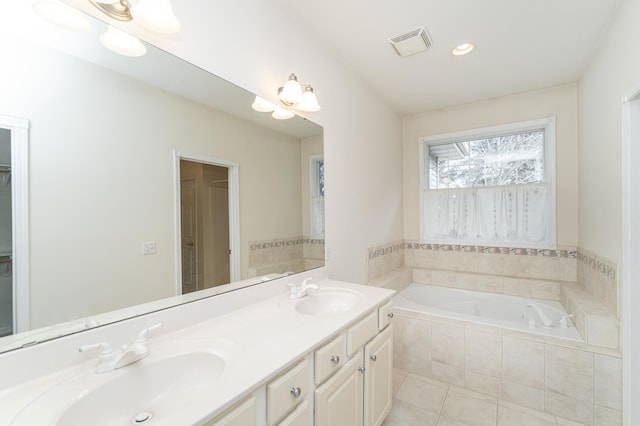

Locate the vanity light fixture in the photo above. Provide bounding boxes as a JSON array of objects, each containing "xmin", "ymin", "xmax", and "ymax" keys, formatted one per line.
[
  {"xmin": 251, "ymin": 97, "xmax": 296, "ymax": 120},
  {"xmin": 32, "ymin": 0, "xmax": 91, "ymax": 32},
  {"xmin": 89, "ymin": 0, "xmax": 181, "ymax": 34},
  {"xmin": 452, "ymin": 42, "xmax": 475, "ymax": 56},
  {"xmin": 99, "ymin": 25, "xmax": 147, "ymax": 57},
  {"xmin": 278, "ymin": 74, "xmax": 322, "ymax": 112},
  {"xmin": 251, "ymin": 74, "xmax": 321, "ymax": 120},
  {"xmin": 271, "ymin": 106, "xmax": 296, "ymax": 120}
]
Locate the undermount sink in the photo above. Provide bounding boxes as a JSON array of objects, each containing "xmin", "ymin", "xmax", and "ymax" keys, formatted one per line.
[
  {"xmin": 294, "ymin": 287, "xmax": 363, "ymax": 316},
  {"xmin": 12, "ymin": 351, "xmax": 226, "ymax": 425}
]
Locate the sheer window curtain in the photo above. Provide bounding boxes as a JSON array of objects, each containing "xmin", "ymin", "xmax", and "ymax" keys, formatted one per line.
[{"xmin": 422, "ymin": 183, "xmax": 549, "ymax": 245}]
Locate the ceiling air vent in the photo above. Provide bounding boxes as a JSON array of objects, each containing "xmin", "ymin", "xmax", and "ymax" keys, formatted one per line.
[{"xmin": 389, "ymin": 27, "xmax": 432, "ymax": 57}]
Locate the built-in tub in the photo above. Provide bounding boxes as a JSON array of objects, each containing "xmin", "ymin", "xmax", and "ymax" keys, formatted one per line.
[{"xmin": 393, "ymin": 283, "xmax": 583, "ymax": 342}]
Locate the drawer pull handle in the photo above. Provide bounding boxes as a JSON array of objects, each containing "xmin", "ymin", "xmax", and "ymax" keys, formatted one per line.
[
  {"xmin": 290, "ymin": 387, "xmax": 301, "ymax": 398},
  {"xmin": 387, "ymin": 312, "xmax": 394, "ymax": 318},
  {"xmin": 370, "ymin": 355, "xmax": 377, "ymax": 362},
  {"xmin": 330, "ymin": 355, "xmax": 340, "ymax": 364}
]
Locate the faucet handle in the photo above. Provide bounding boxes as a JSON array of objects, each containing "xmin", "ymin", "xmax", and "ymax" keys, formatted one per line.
[
  {"xmin": 135, "ymin": 323, "xmax": 163, "ymax": 344},
  {"xmin": 559, "ymin": 314, "xmax": 574, "ymax": 328},
  {"xmin": 79, "ymin": 342, "xmax": 117, "ymax": 373}
]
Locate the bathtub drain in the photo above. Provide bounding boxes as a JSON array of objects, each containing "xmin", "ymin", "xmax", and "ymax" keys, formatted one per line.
[{"xmin": 132, "ymin": 411, "xmax": 153, "ymax": 424}]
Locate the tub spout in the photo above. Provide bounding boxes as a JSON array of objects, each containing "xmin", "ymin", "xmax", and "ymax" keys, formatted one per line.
[{"xmin": 527, "ymin": 303, "xmax": 553, "ymax": 327}]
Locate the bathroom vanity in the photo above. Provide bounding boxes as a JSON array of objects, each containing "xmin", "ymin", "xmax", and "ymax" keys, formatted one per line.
[{"xmin": 0, "ymin": 272, "xmax": 394, "ymax": 425}]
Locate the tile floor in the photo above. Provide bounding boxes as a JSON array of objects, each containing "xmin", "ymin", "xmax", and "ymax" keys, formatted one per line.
[{"xmin": 383, "ymin": 369, "xmax": 591, "ymax": 426}]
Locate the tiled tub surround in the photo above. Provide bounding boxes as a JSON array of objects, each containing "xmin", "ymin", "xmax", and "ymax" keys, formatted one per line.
[
  {"xmin": 367, "ymin": 242, "xmax": 620, "ymax": 349},
  {"xmin": 391, "ymin": 308, "xmax": 622, "ymax": 426},
  {"xmin": 248, "ymin": 236, "xmax": 324, "ymax": 277},
  {"xmin": 369, "ymin": 241, "xmax": 622, "ymax": 424}
]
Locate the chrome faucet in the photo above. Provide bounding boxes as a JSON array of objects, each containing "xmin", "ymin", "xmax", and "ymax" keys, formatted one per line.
[
  {"xmin": 288, "ymin": 277, "xmax": 319, "ymax": 299},
  {"xmin": 526, "ymin": 303, "xmax": 553, "ymax": 328},
  {"xmin": 79, "ymin": 323, "xmax": 163, "ymax": 373}
]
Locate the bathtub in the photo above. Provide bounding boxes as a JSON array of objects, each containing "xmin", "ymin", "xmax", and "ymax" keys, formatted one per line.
[{"xmin": 393, "ymin": 283, "xmax": 583, "ymax": 342}]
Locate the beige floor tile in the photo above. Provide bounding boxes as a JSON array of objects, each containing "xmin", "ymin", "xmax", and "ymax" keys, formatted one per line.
[
  {"xmin": 497, "ymin": 404, "xmax": 556, "ymax": 426},
  {"xmin": 382, "ymin": 399, "xmax": 439, "ymax": 426},
  {"xmin": 392, "ymin": 368, "xmax": 409, "ymax": 397},
  {"xmin": 394, "ymin": 373, "xmax": 448, "ymax": 414},
  {"xmin": 556, "ymin": 416, "xmax": 591, "ymax": 426},
  {"xmin": 437, "ymin": 417, "xmax": 471, "ymax": 426},
  {"xmin": 440, "ymin": 388, "xmax": 498, "ymax": 426}
]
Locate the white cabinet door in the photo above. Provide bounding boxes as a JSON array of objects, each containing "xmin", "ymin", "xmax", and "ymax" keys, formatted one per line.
[
  {"xmin": 364, "ymin": 325, "xmax": 393, "ymax": 426},
  {"xmin": 315, "ymin": 354, "xmax": 364, "ymax": 426}
]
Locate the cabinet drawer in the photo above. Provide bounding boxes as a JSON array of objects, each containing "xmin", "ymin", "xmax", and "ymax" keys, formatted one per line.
[
  {"xmin": 277, "ymin": 400, "xmax": 309, "ymax": 426},
  {"xmin": 378, "ymin": 300, "xmax": 394, "ymax": 330},
  {"xmin": 315, "ymin": 334, "xmax": 346, "ymax": 385},
  {"xmin": 207, "ymin": 396, "xmax": 256, "ymax": 426},
  {"xmin": 346, "ymin": 311, "xmax": 378, "ymax": 357},
  {"xmin": 267, "ymin": 359, "xmax": 310, "ymax": 425}
]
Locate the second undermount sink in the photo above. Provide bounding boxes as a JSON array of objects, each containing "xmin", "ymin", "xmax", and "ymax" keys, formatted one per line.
[
  {"xmin": 12, "ymin": 351, "xmax": 226, "ymax": 426},
  {"xmin": 294, "ymin": 287, "xmax": 363, "ymax": 316}
]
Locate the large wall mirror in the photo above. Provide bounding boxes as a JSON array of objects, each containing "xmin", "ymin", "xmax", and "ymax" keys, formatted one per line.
[{"xmin": 0, "ymin": 2, "xmax": 324, "ymax": 353}]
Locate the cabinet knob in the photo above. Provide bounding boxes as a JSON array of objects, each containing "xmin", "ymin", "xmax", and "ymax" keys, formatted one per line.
[
  {"xmin": 370, "ymin": 355, "xmax": 377, "ymax": 362},
  {"xmin": 290, "ymin": 387, "xmax": 302, "ymax": 398},
  {"xmin": 387, "ymin": 312, "xmax": 394, "ymax": 319},
  {"xmin": 330, "ymin": 355, "xmax": 340, "ymax": 364},
  {"xmin": 358, "ymin": 367, "xmax": 365, "ymax": 373}
]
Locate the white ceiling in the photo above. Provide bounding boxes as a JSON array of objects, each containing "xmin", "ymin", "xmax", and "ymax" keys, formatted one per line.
[{"xmin": 272, "ymin": 0, "xmax": 624, "ymax": 115}]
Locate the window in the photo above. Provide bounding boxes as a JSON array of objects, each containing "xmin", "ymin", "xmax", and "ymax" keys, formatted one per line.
[
  {"xmin": 420, "ymin": 117, "xmax": 556, "ymax": 248},
  {"xmin": 310, "ymin": 155, "xmax": 325, "ymax": 238}
]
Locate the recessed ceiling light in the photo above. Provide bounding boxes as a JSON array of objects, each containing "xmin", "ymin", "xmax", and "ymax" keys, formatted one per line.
[{"xmin": 452, "ymin": 42, "xmax": 474, "ymax": 56}]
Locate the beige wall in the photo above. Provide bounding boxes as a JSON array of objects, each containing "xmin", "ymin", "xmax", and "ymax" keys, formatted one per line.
[
  {"xmin": 0, "ymin": 35, "xmax": 305, "ymax": 328},
  {"xmin": 403, "ymin": 84, "xmax": 579, "ymax": 249},
  {"xmin": 578, "ymin": 0, "xmax": 640, "ymax": 265}
]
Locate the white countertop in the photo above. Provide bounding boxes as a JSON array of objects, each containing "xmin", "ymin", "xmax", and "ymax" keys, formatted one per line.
[{"xmin": 0, "ymin": 278, "xmax": 394, "ymax": 425}]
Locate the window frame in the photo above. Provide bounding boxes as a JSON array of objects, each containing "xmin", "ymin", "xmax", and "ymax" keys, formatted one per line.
[{"xmin": 418, "ymin": 116, "xmax": 557, "ymax": 249}]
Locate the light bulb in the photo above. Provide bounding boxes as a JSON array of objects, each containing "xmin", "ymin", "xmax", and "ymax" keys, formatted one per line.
[
  {"xmin": 251, "ymin": 96, "xmax": 276, "ymax": 112},
  {"xmin": 278, "ymin": 74, "xmax": 303, "ymax": 105},
  {"xmin": 296, "ymin": 86, "xmax": 321, "ymax": 112},
  {"xmin": 100, "ymin": 26, "xmax": 147, "ymax": 57},
  {"xmin": 272, "ymin": 106, "xmax": 295, "ymax": 120},
  {"xmin": 130, "ymin": 0, "xmax": 181, "ymax": 34},
  {"xmin": 33, "ymin": 0, "xmax": 91, "ymax": 32}
]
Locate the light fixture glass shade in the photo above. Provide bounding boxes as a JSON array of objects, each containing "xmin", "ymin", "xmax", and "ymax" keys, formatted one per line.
[
  {"xmin": 251, "ymin": 96, "xmax": 276, "ymax": 112},
  {"xmin": 130, "ymin": 0, "xmax": 181, "ymax": 34},
  {"xmin": 296, "ymin": 86, "xmax": 321, "ymax": 112},
  {"xmin": 278, "ymin": 74, "xmax": 303, "ymax": 105},
  {"xmin": 33, "ymin": 0, "xmax": 91, "ymax": 32},
  {"xmin": 272, "ymin": 106, "xmax": 295, "ymax": 120},
  {"xmin": 100, "ymin": 26, "xmax": 147, "ymax": 57}
]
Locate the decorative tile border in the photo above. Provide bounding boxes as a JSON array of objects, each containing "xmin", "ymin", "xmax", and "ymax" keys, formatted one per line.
[
  {"xmin": 403, "ymin": 241, "xmax": 577, "ymax": 258},
  {"xmin": 249, "ymin": 237, "xmax": 324, "ymax": 251},
  {"xmin": 576, "ymin": 251, "xmax": 617, "ymax": 281},
  {"xmin": 368, "ymin": 242, "xmax": 404, "ymax": 260}
]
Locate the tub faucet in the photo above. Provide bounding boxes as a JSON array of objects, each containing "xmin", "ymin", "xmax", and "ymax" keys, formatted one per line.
[
  {"xmin": 289, "ymin": 277, "xmax": 319, "ymax": 298},
  {"xmin": 527, "ymin": 303, "xmax": 553, "ymax": 328}
]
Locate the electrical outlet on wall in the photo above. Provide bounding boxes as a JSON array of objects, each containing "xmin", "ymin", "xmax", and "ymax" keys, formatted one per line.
[{"xmin": 142, "ymin": 242, "xmax": 157, "ymax": 255}]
